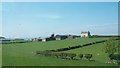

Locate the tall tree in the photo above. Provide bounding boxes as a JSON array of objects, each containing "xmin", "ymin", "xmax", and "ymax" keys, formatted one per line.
[{"xmin": 104, "ymin": 38, "xmax": 118, "ymax": 55}]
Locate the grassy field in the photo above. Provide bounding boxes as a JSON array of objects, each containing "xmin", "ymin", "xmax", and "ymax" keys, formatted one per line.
[
  {"xmin": 2, "ymin": 37, "xmax": 118, "ymax": 66},
  {"xmin": 64, "ymin": 43, "xmax": 109, "ymax": 63}
]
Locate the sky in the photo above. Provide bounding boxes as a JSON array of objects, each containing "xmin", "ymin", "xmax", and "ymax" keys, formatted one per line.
[
  {"xmin": 1, "ymin": 2, "xmax": 118, "ymax": 38},
  {"xmin": 1, "ymin": 0, "xmax": 119, "ymax": 2},
  {"xmin": 0, "ymin": 3, "xmax": 2, "ymax": 37}
]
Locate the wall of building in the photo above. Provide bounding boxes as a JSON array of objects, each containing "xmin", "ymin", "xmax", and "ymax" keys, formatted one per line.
[{"xmin": 81, "ymin": 33, "xmax": 89, "ymax": 37}]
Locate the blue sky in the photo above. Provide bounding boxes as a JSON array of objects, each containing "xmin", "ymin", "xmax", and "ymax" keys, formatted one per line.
[
  {"xmin": 1, "ymin": 0, "xmax": 119, "ymax": 2},
  {"xmin": 1, "ymin": 2, "xmax": 118, "ymax": 38}
]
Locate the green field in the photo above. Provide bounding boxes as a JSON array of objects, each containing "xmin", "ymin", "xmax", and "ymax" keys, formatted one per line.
[
  {"xmin": 2, "ymin": 38, "xmax": 118, "ymax": 66},
  {"xmin": 64, "ymin": 43, "xmax": 109, "ymax": 63}
]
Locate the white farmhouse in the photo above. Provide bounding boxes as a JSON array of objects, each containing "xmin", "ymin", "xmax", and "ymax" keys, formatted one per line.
[{"xmin": 81, "ymin": 31, "xmax": 91, "ymax": 37}]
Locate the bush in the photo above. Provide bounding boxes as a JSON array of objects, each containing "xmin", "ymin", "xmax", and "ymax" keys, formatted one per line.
[
  {"xmin": 56, "ymin": 48, "xmax": 63, "ymax": 51},
  {"xmin": 36, "ymin": 51, "xmax": 43, "ymax": 55},
  {"xmin": 51, "ymin": 52, "xmax": 60, "ymax": 58},
  {"xmin": 36, "ymin": 51, "xmax": 52, "ymax": 56},
  {"xmin": 68, "ymin": 53, "xmax": 76, "ymax": 59},
  {"xmin": 109, "ymin": 54, "xmax": 120, "ymax": 60},
  {"xmin": 61, "ymin": 53, "xmax": 68, "ymax": 59},
  {"xmin": 78, "ymin": 54, "xmax": 83, "ymax": 59},
  {"xmin": 84, "ymin": 54, "xmax": 93, "ymax": 61},
  {"xmin": 44, "ymin": 52, "xmax": 52, "ymax": 56},
  {"xmin": 108, "ymin": 54, "xmax": 120, "ymax": 64}
]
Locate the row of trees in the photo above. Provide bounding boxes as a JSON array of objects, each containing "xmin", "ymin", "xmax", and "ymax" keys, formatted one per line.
[{"xmin": 36, "ymin": 51, "xmax": 93, "ymax": 61}]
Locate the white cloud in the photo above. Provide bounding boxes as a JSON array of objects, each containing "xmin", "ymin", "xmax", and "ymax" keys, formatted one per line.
[
  {"xmin": 42, "ymin": 14, "xmax": 61, "ymax": 19},
  {"xmin": 5, "ymin": 14, "xmax": 62, "ymax": 20}
]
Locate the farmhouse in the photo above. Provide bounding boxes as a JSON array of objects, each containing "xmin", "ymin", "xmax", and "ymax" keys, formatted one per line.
[{"xmin": 81, "ymin": 31, "xmax": 91, "ymax": 37}]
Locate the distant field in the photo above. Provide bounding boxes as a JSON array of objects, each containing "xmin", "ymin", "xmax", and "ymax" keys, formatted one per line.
[{"xmin": 2, "ymin": 37, "xmax": 118, "ymax": 66}]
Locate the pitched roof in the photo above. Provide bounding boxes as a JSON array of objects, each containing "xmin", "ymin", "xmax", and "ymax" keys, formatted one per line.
[{"xmin": 81, "ymin": 32, "xmax": 88, "ymax": 34}]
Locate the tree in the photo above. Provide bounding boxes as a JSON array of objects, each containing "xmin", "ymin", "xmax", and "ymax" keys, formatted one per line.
[
  {"xmin": 104, "ymin": 38, "xmax": 118, "ymax": 55},
  {"xmin": 104, "ymin": 37, "xmax": 119, "ymax": 63}
]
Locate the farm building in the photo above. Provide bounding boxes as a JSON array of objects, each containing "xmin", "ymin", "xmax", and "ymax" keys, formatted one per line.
[
  {"xmin": 32, "ymin": 38, "xmax": 37, "ymax": 41},
  {"xmin": 42, "ymin": 34, "xmax": 56, "ymax": 42},
  {"xmin": 0, "ymin": 37, "xmax": 11, "ymax": 44},
  {"xmin": 67, "ymin": 35, "xmax": 80, "ymax": 39},
  {"xmin": 42, "ymin": 34, "xmax": 78, "ymax": 41},
  {"xmin": 42, "ymin": 37, "xmax": 55, "ymax": 42},
  {"xmin": 0, "ymin": 37, "xmax": 5, "ymax": 39},
  {"xmin": 32, "ymin": 37, "xmax": 42, "ymax": 41},
  {"xmin": 0, "ymin": 39, "xmax": 11, "ymax": 44},
  {"xmin": 81, "ymin": 31, "xmax": 91, "ymax": 37},
  {"xmin": 55, "ymin": 35, "xmax": 80, "ymax": 40},
  {"xmin": 55, "ymin": 35, "xmax": 68, "ymax": 40}
]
